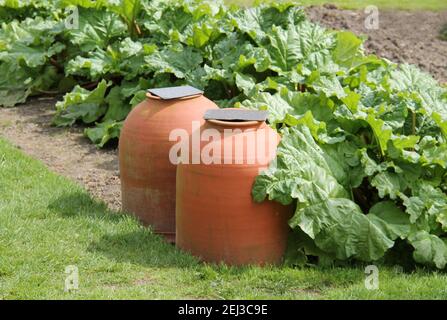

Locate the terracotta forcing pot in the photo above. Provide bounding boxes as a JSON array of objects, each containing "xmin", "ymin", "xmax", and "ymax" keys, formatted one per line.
[
  {"xmin": 119, "ymin": 86, "xmax": 218, "ymax": 243},
  {"xmin": 176, "ymin": 109, "xmax": 292, "ymax": 265}
]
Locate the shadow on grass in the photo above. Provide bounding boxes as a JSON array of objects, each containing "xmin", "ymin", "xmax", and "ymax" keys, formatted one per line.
[
  {"xmin": 47, "ymin": 191, "xmax": 428, "ymax": 276},
  {"xmin": 88, "ymin": 230, "xmax": 200, "ymax": 268},
  {"xmin": 48, "ymin": 191, "xmax": 123, "ymax": 222},
  {"xmin": 48, "ymin": 191, "xmax": 200, "ymax": 268}
]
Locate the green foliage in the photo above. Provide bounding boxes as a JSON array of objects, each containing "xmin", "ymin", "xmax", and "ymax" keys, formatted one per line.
[
  {"xmin": 1, "ymin": 0, "xmax": 447, "ymax": 269},
  {"xmin": 53, "ymin": 79, "xmax": 110, "ymax": 126},
  {"xmin": 84, "ymin": 119, "xmax": 123, "ymax": 147},
  {"xmin": 0, "ymin": 16, "xmax": 65, "ymax": 106},
  {"xmin": 252, "ymin": 63, "xmax": 447, "ymax": 268},
  {"xmin": 441, "ymin": 23, "xmax": 447, "ymax": 41}
]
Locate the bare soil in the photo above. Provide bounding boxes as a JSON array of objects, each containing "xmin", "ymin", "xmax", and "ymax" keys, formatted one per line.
[
  {"xmin": 306, "ymin": 5, "xmax": 447, "ymax": 83},
  {"xmin": 1, "ymin": 7, "xmax": 446, "ymax": 211},
  {"xmin": 0, "ymin": 98, "xmax": 121, "ymax": 211}
]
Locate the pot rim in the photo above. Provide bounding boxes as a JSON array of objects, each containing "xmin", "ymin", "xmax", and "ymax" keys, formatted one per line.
[
  {"xmin": 205, "ymin": 108, "xmax": 267, "ymax": 128},
  {"xmin": 145, "ymin": 92, "xmax": 203, "ymax": 101},
  {"xmin": 206, "ymin": 119, "xmax": 265, "ymax": 127}
]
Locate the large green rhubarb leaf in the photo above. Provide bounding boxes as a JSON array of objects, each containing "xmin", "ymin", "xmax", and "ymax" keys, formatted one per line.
[
  {"xmin": 408, "ymin": 231, "xmax": 447, "ymax": 269},
  {"xmin": 68, "ymin": 8, "xmax": 127, "ymax": 52},
  {"xmin": 53, "ymin": 80, "xmax": 110, "ymax": 126},
  {"xmin": 253, "ymin": 126, "xmax": 395, "ymax": 261}
]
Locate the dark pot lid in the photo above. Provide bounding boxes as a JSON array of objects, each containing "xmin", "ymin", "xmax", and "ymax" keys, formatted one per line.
[
  {"xmin": 204, "ymin": 109, "xmax": 268, "ymax": 122},
  {"xmin": 147, "ymin": 85, "xmax": 203, "ymax": 100}
]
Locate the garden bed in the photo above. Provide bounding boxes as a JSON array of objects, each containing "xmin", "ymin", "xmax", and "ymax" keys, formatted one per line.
[{"xmin": 0, "ymin": 6, "xmax": 445, "ymax": 212}]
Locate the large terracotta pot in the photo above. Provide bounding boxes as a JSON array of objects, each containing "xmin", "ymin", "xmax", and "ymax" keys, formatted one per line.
[
  {"xmin": 176, "ymin": 110, "xmax": 292, "ymax": 265},
  {"xmin": 119, "ymin": 88, "xmax": 218, "ymax": 243}
]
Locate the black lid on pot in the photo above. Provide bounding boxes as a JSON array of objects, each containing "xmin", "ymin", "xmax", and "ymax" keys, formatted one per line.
[
  {"xmin": 147, "ymin": 85, "xmax": 203, "ymax": 100},
  {"xmin": 204, "ymin": 109, "xmax": 268, "ymax": 122}
]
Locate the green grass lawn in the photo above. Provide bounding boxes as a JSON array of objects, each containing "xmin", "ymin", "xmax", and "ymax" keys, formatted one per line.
[
  {"xmin": 227, "ymin": 0, "xmax": 447, "ymax": 11},
  {"xmin": 1, "ymin": 138, "xmax": 447, "ymax": 299}
]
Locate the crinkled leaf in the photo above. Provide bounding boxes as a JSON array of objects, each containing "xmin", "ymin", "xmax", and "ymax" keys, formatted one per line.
[
  {"xmin": 408, "ymin": 231, "xmax": 447, "ymax": 269},
  {"xmin": 68, "ymin": 8, "xmax": 127, "ymax": 52},
  {"xmin": 84, "ymin": 120, "xmax": 123, "ymax": 147},
  {"xmin": 144, "ymin": 46, "xmax": 203, "ymax": 79},
  {"xmin": 291, "ymin": 198, "xmax": 394, "ymax": 261},
  {"xmin": 53, "ymin": 80, "xmax": 109, "ymax": 126},
  {"xmin": 368, "ymin": 201, "xmax": 411, "ymax": 240}
]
